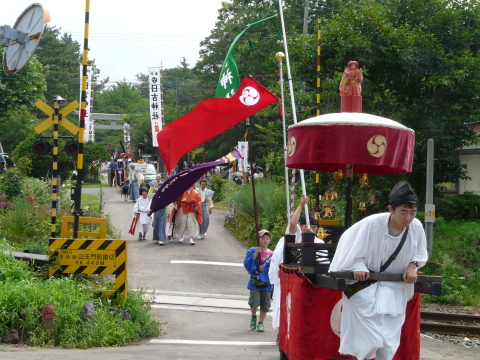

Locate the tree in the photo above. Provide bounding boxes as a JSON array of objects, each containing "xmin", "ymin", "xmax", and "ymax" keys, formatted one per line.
[
  {"xmin": 318, "ymin": 0, "xmax": 480, "ymax": 193},
  {"xmin": 0, "ymin": 55, "xmax": 48, "ymax": 115},
  {"xmin": 0, "ymin": 106, "xmax": 38, "ymax": 154},
  {"xmin": 34, "ymin": 25, "xmax": 83, "ymax": 103},
  {"xmin": 83, "ymin": 142, "xmax": 111, "ymax": 164},
  {"xmin": 0, "ymin": 55, "xmax": 48, "ymax": 153},
  {"xmin": 93, "ymin": 81, "xmax": 150, "ymax": 157},
  {"xmin": 194, "ymin": 0, "xmax": 480, "ymax": 194},
  {"xmin": 13, "ymin": 133, "xmax": 74, "ymax": 180}
]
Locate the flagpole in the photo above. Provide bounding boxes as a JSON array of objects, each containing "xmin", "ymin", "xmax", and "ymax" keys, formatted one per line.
[
  {"xmin": 246, "ymin": 119, "xmax": 260, "ymax": 247},
  {"xmin": 278, "ymin": 0, "xmax": 310, "ymax": 226},
  {"xmin": 276, "ymin": 52, "xmax": 290, "ymax": 221}
]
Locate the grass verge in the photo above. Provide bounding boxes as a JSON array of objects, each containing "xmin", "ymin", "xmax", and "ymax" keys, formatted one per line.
[{"xmin": 0, "ymin": 240, "xmax": 160, "ymax": 348}]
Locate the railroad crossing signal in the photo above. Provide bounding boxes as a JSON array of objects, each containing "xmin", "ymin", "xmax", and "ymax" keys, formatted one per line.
[
  {"xmin": 64, "ymin": 140, "xmax": 79, "ymax": 156},
  {"xmin": 34, "ymin": 99, "xmax": 80, "ymax": 135},
  {"xmin": 31, "ymin": 138, "xmax": 51, "ymax": 155}
]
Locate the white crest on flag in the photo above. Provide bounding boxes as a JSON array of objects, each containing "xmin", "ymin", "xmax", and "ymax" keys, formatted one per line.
[
  {"xmin": 149, "ymin": 67, "xmax": 163, "ymax": 147},
  {"xmin": 80, "ymin": 64, "xmax": 94, "ymax": 142},
  {"xmin": 239, "ymin": 86, "xmax": 260, "ymax": 106},
  {"xmin": 237, "ymin": 141, "xmax": 248, "ymax": 173}
]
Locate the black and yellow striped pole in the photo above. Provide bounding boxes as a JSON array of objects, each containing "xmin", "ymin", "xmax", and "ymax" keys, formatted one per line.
[
  {"xmin": 72, "ymin": 0, "xmax": 91, "ymax": 238},
  {"xmin": 50, "ymin": 99, "xmax": 61, "ymax": 238},
  {"xmin": 34, "ymin": 97, "xmax": 79, "ymax": 239},
  {"xmin": 316, "ymin": 18, "xmax": 321, "ymax": 116},
  {"xmin": 315, "ymin": 19, "xmax": 322, "ymax": 211}
]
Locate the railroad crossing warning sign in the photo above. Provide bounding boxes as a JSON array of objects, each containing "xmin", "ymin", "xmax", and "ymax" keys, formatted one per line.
[
  {"xmin": 49, "ymin": 238, "xmax": 128, "ymax": 301},
  {"xmin": 34, "ymin": 99, "xmax": 79, "ymax": 135}
]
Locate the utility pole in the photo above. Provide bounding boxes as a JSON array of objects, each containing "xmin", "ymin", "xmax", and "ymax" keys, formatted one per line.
[
  {"xmin": 425, "ymin": 139, "xmax": 435, "ymax": 257},
  {"xmin": 303, "ymin": 1, "xmax": 310, "ymax": 34}
]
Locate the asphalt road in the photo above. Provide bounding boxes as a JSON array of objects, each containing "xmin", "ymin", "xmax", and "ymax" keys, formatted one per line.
[{"xmin": 1, "ymin": 184, "xmax": 479, "ymax": 359}]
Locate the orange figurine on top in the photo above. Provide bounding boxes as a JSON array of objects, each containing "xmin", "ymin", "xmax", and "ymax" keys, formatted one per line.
[{"xmin": 339, "ymin": 60, "xmax": 363, "ymax": 112}]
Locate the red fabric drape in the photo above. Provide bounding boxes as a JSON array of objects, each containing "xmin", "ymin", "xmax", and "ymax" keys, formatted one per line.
[
  {"xmin": 157, "ymin": 77, "xmax": 279, "ymax": 173},
  {"xmin": 393, "ymin": 293, "xmax": 421, "ymax": 360},
  {"xmin": 279, "ymin": 265, "xmax": 353, "ymax": 360},
  {"xmin": 286, "ymin": 121, "xmax": 415, "ymax": 175},
  {"xmin": 278, "ymin": 265, "xmax": 421, "ymax": 360}
]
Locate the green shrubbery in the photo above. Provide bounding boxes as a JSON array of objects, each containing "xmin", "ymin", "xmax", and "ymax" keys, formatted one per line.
[
  {"xmin": 436, "ymin": 192, "xmax": 480, "ymax": 221},
  {"xmin": 226, "ymin": 179, "xmax": 289, "ymax": 249},
  {"xmin": 0, "ymin": 241, "xmax": 159, "ymax": 347},
  {"xmin": 422, "ymin": 218, "xmax": 480, "ymax": 305},
  {"xmin": 0, "ymin": 170, "xmax": 160, "ymax": 347}
]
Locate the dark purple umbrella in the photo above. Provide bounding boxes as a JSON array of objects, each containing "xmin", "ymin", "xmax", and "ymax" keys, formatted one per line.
[{"xmin": 148, "ymin": 149, "xmax": 242, "ymax": 215}]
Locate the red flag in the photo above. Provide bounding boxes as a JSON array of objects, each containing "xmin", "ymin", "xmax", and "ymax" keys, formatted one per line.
[{"xmin": 157, "ymin": 77, "xmax": 279, "ymax": 173}]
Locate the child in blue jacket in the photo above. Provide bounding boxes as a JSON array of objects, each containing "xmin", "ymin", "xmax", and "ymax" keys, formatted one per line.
[{"xmin": 244, "ymin": 229, "xmax": 274, "ymax": 332}]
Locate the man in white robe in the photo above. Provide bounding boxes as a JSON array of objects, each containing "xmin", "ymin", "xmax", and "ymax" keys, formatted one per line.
[{"xmin": 329, "ymin": 181, "xmax": 428, "ymax": 360}]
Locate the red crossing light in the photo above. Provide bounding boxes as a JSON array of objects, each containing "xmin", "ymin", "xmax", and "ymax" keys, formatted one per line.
[
  {"xmin": 64, "ymin": 141, "xmax": 79, "ymax": 156},
  {"xmin": 32, "ymin": 139, "xmax": 51, "ymax": 156}
]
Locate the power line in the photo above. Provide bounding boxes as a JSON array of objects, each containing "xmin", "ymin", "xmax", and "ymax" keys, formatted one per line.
[{"xmin": 67, "ymin": 33, "xmax": 206, "ymax": 42}]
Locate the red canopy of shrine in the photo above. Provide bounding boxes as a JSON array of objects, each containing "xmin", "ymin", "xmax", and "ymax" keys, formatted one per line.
[{"xmin": 286, "ymin": 113, "xmax": 415, "ymax": 175}]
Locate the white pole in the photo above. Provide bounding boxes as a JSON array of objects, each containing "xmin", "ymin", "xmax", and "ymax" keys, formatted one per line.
[
  {"xmin": 278, "ymin": 0, "xmax": 309, "ymax": 226},
  {"xmin": 276, "ymin": 53, "xmax": 291, "ymax": 220}
]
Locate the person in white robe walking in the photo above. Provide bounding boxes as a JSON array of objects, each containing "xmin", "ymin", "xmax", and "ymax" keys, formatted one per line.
[
  {"xmin": 329, "ymin": 181, "xmax": 428, "ymax": 360},
  {"xmin": 133, "ymin": 187, "xmax": 151, "ymax": 240}
]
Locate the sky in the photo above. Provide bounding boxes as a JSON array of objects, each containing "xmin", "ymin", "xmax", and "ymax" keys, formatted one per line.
[{"xmin": 3, "ymin": 0, "xmax": 225, "ymax": 84}]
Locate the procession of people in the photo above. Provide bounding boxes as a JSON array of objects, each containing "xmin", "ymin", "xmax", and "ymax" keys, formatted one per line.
[{"xmin": 126, "ymin": 168, "xmax": 216, "ymax": 246}]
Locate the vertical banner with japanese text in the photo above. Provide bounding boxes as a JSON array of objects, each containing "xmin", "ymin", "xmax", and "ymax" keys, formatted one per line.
[
  {"xmin": 149, "ymin": 67, "xmax": 162, "ymax": 147},
  {"xmin": 123, "ymin": 123, "xmax": 131, "ymax": 158},
  {"xmin": 237, "ymin": 141, "xmax": 248, "ymax": 172},
  {"xmin": 80, "ymin": 64, "xmax": 94, "ymax": 142}
]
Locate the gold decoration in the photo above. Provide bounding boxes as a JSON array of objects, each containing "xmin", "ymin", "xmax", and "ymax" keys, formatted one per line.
[
  {"xmin": 324, "ymin": 191, "xmax": 331, "ymax": 201},
  {"xmin": 368, "ymin": 193, "xmax": 376, "ymax": 204},
  {"xmin": 359, "ymin": 174, "xmax": 369, "ymax": 187},
  {"xmin": 317, "ymin": 227, "xmax": 329, "ymax": 240},
  {"xmin": 333, "ymin": 170, "xmax": 343, "ymax": 181},
  {"xmin": 314, "ymin": 212, "xmax": 321, "ymax": 220},
  {"xmin": 275, "ymin": 52, "xmax": 285, "ymax": 61},
  {"xmin": 331, "ymin": 190, "xmax": 338, "ymax": 200},
  {"xmin": 358, "ymin": 202, "xmax": 366, "ymax": 211},
  {"xmin": 324, "ymin": 205, "xmax": 333, "ymax": 218}
]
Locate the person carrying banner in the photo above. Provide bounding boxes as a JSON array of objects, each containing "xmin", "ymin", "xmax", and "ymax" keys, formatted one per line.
[
  {"xmin": 269, "ymin": 194, "xmax": 330, "ymax": 333},
  {"xmin": 329, "ymin": 181, "xmax": 428, "ymax": 360},
  {"xmin": 173, "ymin": 185, "xmax": 202, "ymax": 245},
  {"xmin": 150, "ymin": 174, "xmax": 168, "ymax": 246},
  {"xmin": 195, "ymin": 179, "xmax": 214, "ymax": 239},
  {"xmin": 128, "ymin": 163, "xmax": 144, "ymax": 201},
  {"xmin": 133, "ymin": 187, "xmax": 151, "ymax": 240},
  {"xmin": 244, "ymin": 229, "xmax": 274, "ymax": 332}
]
